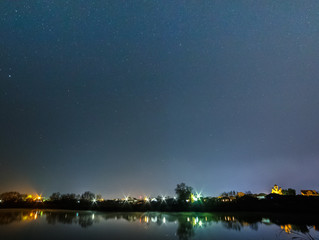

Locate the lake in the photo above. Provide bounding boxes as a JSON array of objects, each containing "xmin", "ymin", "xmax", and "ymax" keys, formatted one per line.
[{"xmin": 0, "ymin": 209, "xmax": 318, "ymax": 240}]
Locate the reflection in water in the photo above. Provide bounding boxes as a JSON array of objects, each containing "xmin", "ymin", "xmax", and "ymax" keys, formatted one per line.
[
  {"xmin": 0, "ymin": 210, "xmax": 43, "ymax": 225},
  {"xmin": 281, "ymin": 224, "xmax": 293, "ymax": 234},
  {"xmin": 279, "ymin": 224, "xmax": 318, "ymax": 240},
  {"xmin": 0, "ymin": 210, "xmax": 319, "ymax": 240},
  {"xmin": 45, "ymin": 211, "xmax": 97, "ymax": 228}
]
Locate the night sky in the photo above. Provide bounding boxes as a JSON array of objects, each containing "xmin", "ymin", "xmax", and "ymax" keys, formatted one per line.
[{"xmin": 1, "ymin": 1, "xmax": 319, "ymax": 198}]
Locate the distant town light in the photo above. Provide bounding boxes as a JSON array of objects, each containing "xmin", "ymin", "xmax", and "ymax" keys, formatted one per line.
[
  {"xmin": 191, "ymin": 193, "xmax": 198, "ymax": 202},
  {"xmin": 271, "ymin": 185, "xmax": 283, "ymax": 195},
  {"xmin": 92, "ymin": 199, "xmax": 97, "ymax": 203}
]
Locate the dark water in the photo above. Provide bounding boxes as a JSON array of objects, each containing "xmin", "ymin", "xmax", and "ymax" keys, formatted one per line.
[{"xmin": 0, "ymin": 209, "xmax": 318, "ymax": 240}]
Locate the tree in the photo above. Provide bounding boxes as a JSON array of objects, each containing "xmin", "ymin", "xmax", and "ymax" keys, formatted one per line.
[
  {"xmin": 81, "ymin": 191, "xmax": 95, "ymax": 202},
  {"xmin": 175, "ymin": 183, "xmax": 193, "ymax": 202},
  {"xmin": 61, "ymin": 193, "xmax": 78, "ymax": 202},
  {"xmin": 220, "ymin": 192, "xmax": 229, "ymax": 197},
  {"xmin": 96, "ymin": 194, "xmax": 102, "ymax": 201},
  {"xmin": 49, "ymin": 192, "xmax": 61, "ymax": 201},
  {"xmin": 220, "ymin": 191, "xmax": 237, "ymax": 197},
  {"xmin": 0, "ymin": 192, "xmax": 23, "ymax": 202},
  {"xmin": 282, "ymin": 188, "xmax": 296, "ymax": 196}
]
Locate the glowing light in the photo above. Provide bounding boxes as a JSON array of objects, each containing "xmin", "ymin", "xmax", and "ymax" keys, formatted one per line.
[
  {"xmin": 196, "ymin": 192, "xmax": 202, "ymax": 199},
  {"xmin": 199, "ymin": 220, "xmax": 202, "ymax": 227},
  {"xmin": 161, "ymin": 196, "xmax": 166, "ymax": 202},
  {"xmin": 301, "ymin": 190, "xmax": 319, "ymax": 196},
  {"xmin": 281, "ymin": 224, "xmax": 292, "ymax": 234},
  {"xmin": 190, "ymin": 193, "xmax": 198, "ymax": 202},
  {"xmin": 92, "ymin": 199, "xmax": 97, "ymax": 203},
  {"xmin": 92, "ymin": 214, "xmax": 95, "ymax": 220},
  {"xmin": 144, "ymin": 197, "xmax": 149, "ymax": 202},
  {"xmin": 163, "ymin": 217, "xmax": 166, "ymax": 224},
  {"xmin": 271, "ymin": 185, "xmax": 283, "ymax": 195},
  {"xmin": 32, "ymin": 194, "xmax": 43, "ymax": 202},
  {"xmin": 123, "ymin": 194, "xmax": 130, "ymax": 202}
]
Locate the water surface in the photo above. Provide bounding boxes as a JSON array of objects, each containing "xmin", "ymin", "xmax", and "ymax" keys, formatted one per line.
[{"xmin": 0, "ymin": 209, "xmax": 318, "ymax": 240}]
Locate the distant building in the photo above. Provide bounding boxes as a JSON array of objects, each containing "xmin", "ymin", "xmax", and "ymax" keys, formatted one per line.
[
  {"xmin": 271, "ymin": 185, "xmax": 283, "ymax": 195},
  {"xmin": 220, "ymin": 196, "xmax": 235, "ymax": 202},
  {"xmin": 237, "ymin": 192, "xmax": 245, "ymax": 198},
  {"xmin": 220, "ymin": 197, "xmax": 231, "ymax": 202},
  {"xmin": 301, "ymin": 190, "xmax": 319, "ymax": 196},
  {"xmin": 256, "ymin": 193, "xmax": 267, "ymax": 200}
]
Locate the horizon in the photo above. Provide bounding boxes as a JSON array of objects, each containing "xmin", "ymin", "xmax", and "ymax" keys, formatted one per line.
[{"xmin": 0, "ymin": 183, "xmax": 316, "ymax": 200}]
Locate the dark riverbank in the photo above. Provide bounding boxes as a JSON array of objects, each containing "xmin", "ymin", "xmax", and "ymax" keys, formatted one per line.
[{"xmin": 1, "ymin": 194, "xmax": 319, "ymax": 213}]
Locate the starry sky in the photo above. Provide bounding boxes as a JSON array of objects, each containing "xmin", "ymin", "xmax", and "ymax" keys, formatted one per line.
[{"xmin": 1, "ymin": 1, "xmax": 319, "ymax": 198}]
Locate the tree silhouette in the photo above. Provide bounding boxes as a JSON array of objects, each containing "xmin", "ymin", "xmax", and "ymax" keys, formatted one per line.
[
  {"xmin": 49, "ymin": 192, "xmax": 61, "ymax": 201},
  {"xmin": 81, "ymin": 191, "xmax": 95, "ymax": 202},
  {"xmin": 175, "ymin": 183, "xmax": 193, "ymax": 203},
  {"xmin": 282, "ymin": 188, "xmax": 296, "ymax": 196},
  {"xmin": 0, "ymin": 192, "xmax": 23, "ymax": 202}
]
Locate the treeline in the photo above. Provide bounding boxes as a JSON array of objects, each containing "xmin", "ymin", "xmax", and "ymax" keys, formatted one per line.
[
  {"xmin": 0, "ymin": 191, "xmax": 101, "ymax": 203},
  {"xmin": 0, "ymin": 192, "xmax": 28, "ymax": 202},
  {"xmin": 49, "ymin": 191, "xmax": 102, "ymax": 202},
  {"xmin": 0, "ymin": 183, "xmax": 319, "ymax": 212},
  {"xmin": 219, "ymin": 188, "xmax": 296, "ymax": 197}
]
